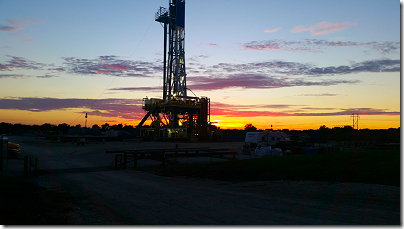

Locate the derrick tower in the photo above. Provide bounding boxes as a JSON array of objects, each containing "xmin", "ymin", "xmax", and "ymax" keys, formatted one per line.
[{"xmin": 135, "ymin": 0, "xmax": 210, "ymax": 140}]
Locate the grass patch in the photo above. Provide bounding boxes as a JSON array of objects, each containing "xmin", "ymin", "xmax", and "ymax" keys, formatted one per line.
[{"xmin": 140, "ymin": 149, "xmax": 400, "ymax": 186}]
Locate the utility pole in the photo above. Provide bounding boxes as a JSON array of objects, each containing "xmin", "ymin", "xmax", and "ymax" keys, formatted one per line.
[
  {"xmin": 350, "ymin": 113, "xmax": 359, "ymax": 130},
  {"xmin": 85, "ymin": 113, "xmax": 88, "ymax": 128}
]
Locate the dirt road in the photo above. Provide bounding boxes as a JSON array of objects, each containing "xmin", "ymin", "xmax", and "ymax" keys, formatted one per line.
[{"xmin": 3, "ymin": 136, "xmax": 400, "ymax": 225}]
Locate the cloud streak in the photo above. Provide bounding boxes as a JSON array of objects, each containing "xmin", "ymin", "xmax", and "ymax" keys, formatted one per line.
[
  {"xmin": 243, "ymin": 39, "xmax": 399, "ymax": 54},
  {"xmin": 0, "ymin": 55, "xmax": 46, "ymax": 71},
  {"xmin": 1, "ymin": 54, "xmax": 398, "ymax": 92},
  {"xmin": 211, "ymin": 102, "xmax": 399, "ymax": 117},
  {"xmin": 0, "ymin": 18, "xmax": 43, "ymax": 32},
  {"xmin": 0, "ymin": 97, "xmax": 146, "ymax": 120},
  {"xmin": 61, "ymin": 55, "xmax": 162, "ymax": 77},
  {"xmin": 197, "ymin": 43, "xmax": 220, "ymax": 48},
  {"xmin": 264, "ymin": 28, "xmax": 281, "ymax": 33},
  {"xmin": 187, "ymin": 74, "xmax": 359, "ymax": 91},
  {"xmin": 109, "ymin": 58, "xmax": 398, "ymax": 92},
  {"xmin": 0, "ymin": 97, "xmax": 398, "ymax": 120},
  {"xmin": 291, "ymin": 21, "xmax": 357, "ymax": 35}
]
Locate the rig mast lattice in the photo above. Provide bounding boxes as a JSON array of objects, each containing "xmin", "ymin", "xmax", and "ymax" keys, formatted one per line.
[{"xmin": 135, "ymin": 0, "xmax": 210, "ymax": 140}]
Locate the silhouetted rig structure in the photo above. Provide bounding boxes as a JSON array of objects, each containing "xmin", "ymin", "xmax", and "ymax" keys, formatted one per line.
[{"xmin": 135, "ymin": 0, "xmax": 211, "ymax": 140}]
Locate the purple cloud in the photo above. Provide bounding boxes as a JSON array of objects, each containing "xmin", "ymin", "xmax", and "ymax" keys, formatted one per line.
[
  {"xmin": 243, "ymin": 39, "xmax": 399, "ymax": 55},
  {"xmin": 61, "ymin": 55, "xmax": 162, "ymax": 77},
  {"xmin": 109, "ymin": 87, "xmax": 161, "ymax": 92},
  {"xmin": 0, "ymin": 97, "xmax": 146, "ymax": 120},
  {"xmin": 0, "ymin": 97, "xmax": 398, "ymax": 119},
  {"xmin": 186, "ymin": 74, "xmax": 359, "ymax": 91},
  {"xmin": 210, "ymin": 102, "xmax": 399, "ymax": 117},
  {"xmin": 0, "ymin": 24, "xmax": 20, "ymax": 31},
  {"xmin": 0, "ymin": 55, "xmax": 46, "ymax": 71},
  {"xmin": 0, "ymin": 18, "xmax": 43, "ymax": 32}
]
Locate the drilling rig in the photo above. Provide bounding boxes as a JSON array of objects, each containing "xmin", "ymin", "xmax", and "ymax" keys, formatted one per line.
[{"xmin": 135, "ymin": 0, "xmax": 210, "ymax": 140}]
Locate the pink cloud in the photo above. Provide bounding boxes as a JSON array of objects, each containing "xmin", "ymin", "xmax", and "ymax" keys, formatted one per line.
[
  {"xmin": 1, "ymin": 46, "xmax": 12, "ymax": 49},
  {"xmin": 264, "ymin": 28, "xmax": 281, "ymax": 33},
  {"xmin": 23, "ymin": 39, "xmax": 36, "ymax": 43},
  {"xmin": 0, "ymin": 18, "xmax": 42, "ymax": 32},
  {"xmin": 291, "ymin": 21, "xmax": 357, "ymax": 35},
  {"xmin": 92, "ymin": 69, "xmax": 111, "ymax": 74},
  {"xmin": 103, "ymin": 63, "xmax": 129, "ymax": 71}
]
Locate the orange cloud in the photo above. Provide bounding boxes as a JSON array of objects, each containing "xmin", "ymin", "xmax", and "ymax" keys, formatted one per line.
[
  {"xmin": 264, "ymin": 28, "xmax": 281, "ymax": 33},
  {"xmin": 291, "ymin": 21, "xmax": 357, "ymax": 35}
]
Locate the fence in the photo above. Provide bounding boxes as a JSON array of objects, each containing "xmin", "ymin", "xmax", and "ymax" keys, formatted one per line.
[{"xmin": 1, "ymin": 156, "xmax": 38, "ymax": 178}]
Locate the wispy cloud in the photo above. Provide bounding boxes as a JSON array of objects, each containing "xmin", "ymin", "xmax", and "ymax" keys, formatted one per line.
[
  {"xmin": 298, "ymin": 93, "xmax": 339, "ymax": 96},
  {"xmin": 187, "ymin": 74, "xmax": 359, "ymax": 91},
  {"xmin": 243, "ymin": 39, "xmax": 399, "ymax": 54},
  {"xmin": 210, "ymin": 102, "xmax": 399, "ymax": 117},
  {"xmin": 36, "ymin": 74, "xmax": 59, "ymax": 79},
  {"xmin": 0, "ymin": 74, "xmax": 26, "ymax": 79},
  {"xmin": 1, "ymin": 46, "xmax": 12, "ymax": 49},
  {"xmin": 0, "ymin": 97, "xmax": 146, "ymax": 120},
  {"xmin": 0, "ymin": 24, "xmax": 20, "ymax": 31},
  {"xmin": 0, "ymin": 55, "xmax": 162, "ymax": 78},
  {"xmin": 191, "ymin": 58, "xmax": 399, "ymax": 77},
  {"xmin": 0, "ymin": 97, "xmax": 398, "ymax": 120},
  {"xmin": 291, "ymin": 21, "xmax": 357, "ymax": 35},
  {"xmin": 0, "ymin": 55, "xmax": 46, "ymax": 71},
  {"xmin": 264, "ymin": 28, "xmax": 281, "ymax": 33},
  {"xmin": 61, "ymin": 55, "xmax": 162, "ymax": 77},
  {"xmin": 0, "ymin": 18, "xmax": 43, "ymax": 32},
  {"xmin": 109, "ymin": 58, "xmax": 398, "ymax": 92},
  {"xmin": 23, "ymin": 39, "xmax": 36, "ymax": 43},
  {"xmin": 109, "ymin": 86, "xmax": 161, "ymax": 92},
  {"xmin": 197, "ymin": 43, "xmax": 220, "ymax": 47}
]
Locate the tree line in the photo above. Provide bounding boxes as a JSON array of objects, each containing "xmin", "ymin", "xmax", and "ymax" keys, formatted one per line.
[
  {"xmin": 0, "ymin": 122, "xmax": 400, "ymax": 143},
  {"xmin": 0, "ymin": 122, "xmax": 135, "ymax": 135}
]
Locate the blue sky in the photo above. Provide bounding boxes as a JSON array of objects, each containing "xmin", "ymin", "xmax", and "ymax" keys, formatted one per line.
[{"xmin": 0, "ymin": 0, "xmax": 400, "ymax": 129}]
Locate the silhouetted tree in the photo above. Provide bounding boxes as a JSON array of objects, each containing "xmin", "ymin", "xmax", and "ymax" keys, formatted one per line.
[
  {"xmin": 57, "ymin": 123, "xmax": 70, "ymax": 133},
  {"xmin": 111, "ymin": 124, "xmax": 123, "ymax": 130},
  {"xmin": 244, "ymin": 123, "xmax": 257, "ymax": 132},
  {"xmin": 123, "ymin": 125, "xmax": 134, "ymax": 132},
  {"xmin": 101, "ymin": 123, "xmax": 110, "ymax": 131}
]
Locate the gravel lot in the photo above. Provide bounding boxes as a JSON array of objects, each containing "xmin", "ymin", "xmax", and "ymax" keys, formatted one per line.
[{"xmin": 1, "ymin": 136, "xmax": 400, "ymax": 225}]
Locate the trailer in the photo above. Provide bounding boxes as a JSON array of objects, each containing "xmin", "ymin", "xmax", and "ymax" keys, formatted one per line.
[{"xmin": 242, "ymin": 130, "xmax": 290, "ymax": 154}]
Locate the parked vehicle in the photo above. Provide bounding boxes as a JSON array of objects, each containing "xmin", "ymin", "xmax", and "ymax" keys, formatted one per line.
[{"xmin": 8, "ymin": 142, "xmax": 20, "ymax": 156}]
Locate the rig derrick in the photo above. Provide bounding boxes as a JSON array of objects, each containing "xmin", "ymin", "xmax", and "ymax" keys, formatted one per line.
[{"xmin": 135, "ymin": 0, "xmax": 210, "ymax": 141}]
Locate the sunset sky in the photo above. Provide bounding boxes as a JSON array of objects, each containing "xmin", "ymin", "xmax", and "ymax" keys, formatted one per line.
[{"xmin": 0, "ymin": 0, "xmax": 400, "ymax": 130}]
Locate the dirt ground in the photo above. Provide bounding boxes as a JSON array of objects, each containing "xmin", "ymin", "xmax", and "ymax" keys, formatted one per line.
[{"xmin": 0, "ymin": 136, "xmax": 400, "ymax": 225}]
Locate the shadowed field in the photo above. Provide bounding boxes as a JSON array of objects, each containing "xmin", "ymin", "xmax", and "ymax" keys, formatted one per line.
[
  {"xmin": 0, "ymin": 144, "xmax": 400, "ymax": 225},
  {"xmin": 141, "ymin": 149, "xmax": 400, "ymax": 186}
]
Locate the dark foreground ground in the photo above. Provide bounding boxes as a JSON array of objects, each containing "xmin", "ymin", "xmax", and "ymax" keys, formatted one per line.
[{"xmin": 0, "ymin": 137, "xmax": 400, "ymax": 225}]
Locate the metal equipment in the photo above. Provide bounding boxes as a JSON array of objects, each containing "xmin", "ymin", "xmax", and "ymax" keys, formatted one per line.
[{"xmin": 135, "ymin": 0, "xmax": 210, "ymax": 140}]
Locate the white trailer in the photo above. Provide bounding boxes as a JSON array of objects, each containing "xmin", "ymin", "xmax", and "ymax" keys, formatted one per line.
[{"xmin": 243, "ymin": 130, "xmax": 290, "ymax": 154}]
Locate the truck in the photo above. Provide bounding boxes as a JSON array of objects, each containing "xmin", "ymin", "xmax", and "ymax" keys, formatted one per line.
[{"xmin": 242, "ymin": 130, "xmax": 290, "ymax": 154}]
